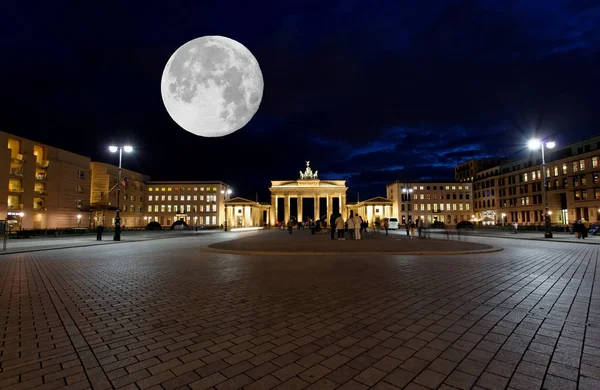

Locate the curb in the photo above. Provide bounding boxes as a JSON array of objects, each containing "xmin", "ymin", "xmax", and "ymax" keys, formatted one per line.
[{"xmin": 201, "ymin": 246, "xmax": 503, "ymax": 256}]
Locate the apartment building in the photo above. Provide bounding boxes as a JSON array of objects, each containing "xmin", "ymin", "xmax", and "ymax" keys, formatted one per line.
[
  {"xmin": 144, "ymin": 181, "xmax": 231, "ymax": 227},
  {"xmin": 386, "ymin": 181, "xmax": 472, "ymax": 225},
  {"xmin": 472, "ymin": 165, "xmax": 500, "ymax": 225},
  {"xmin": 496, "ymin": 135, "xmax": 600, "ymax": 225},
  {"xmin": 454, "ymin": 158, "xmax": 505, "ymax": 183},
  {"xmin": 0, "ymin": 131, "xmax": 91, "ymax": 229},
  {"xmin": 90, "ymin": 162, "xmax": 150, "ymax": 228}
]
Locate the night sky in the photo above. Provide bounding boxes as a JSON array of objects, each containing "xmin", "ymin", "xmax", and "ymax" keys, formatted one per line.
[{"xmin": 2, "ymin": 1, "xmax": 600, "ymax": 202}]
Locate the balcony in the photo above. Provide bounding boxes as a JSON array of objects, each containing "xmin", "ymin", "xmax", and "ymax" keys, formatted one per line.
[
  {"xmin": 8, "ymin": 204, "xmax": 24, "ymax": 210},
  {"xmin": 36, "ymin": 173, "xmax": 47, "ymax": 181},
  {"xmin": 35, "ymin": 190, "xmax": 47, "ymax": 196},
  {"xmin": 11, "ymin": 153, "xmax": 24, "ymax": 161},
  {"xmin": 10, "ymin": 167, "xmax": 24, "ymax": 177},
  {"xmin": 8, "ymin": 187, "xmax": 24, "ymax": 193},
  {"xmin": 36, "ymin": 159, "xmax": 50, "ymax": 168}
]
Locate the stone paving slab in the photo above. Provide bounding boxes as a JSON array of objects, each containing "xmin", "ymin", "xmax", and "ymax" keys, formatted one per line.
[
  {"xmin": 208, "ymin": 230, "xmax": 495, "ymax": 255},
  {"xmin": 0, "ymin": 235, "xmax": 599, "ymax": 390}
]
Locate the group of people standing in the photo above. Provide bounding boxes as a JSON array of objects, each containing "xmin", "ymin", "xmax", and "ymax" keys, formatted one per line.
[
  {"xmin": 329, "ymin": 211, "xmax": 366, "ymax": 240},
  {"xmin": 572, "ymin": 218, "xmax": 590, "ymax": 239},
  {"xmin": 404, "ymin": 218, "xmax": 425, "ymax": 239}
]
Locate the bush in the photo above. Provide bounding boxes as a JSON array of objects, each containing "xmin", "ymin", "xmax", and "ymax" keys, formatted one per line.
[{"xmin": 146, "ymin": 221, "xmax": 162, "ymax": 230}]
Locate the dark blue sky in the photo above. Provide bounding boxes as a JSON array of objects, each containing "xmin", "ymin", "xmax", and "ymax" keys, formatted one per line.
[{"xmin": 2, "ymin": 0, "xmax": 599, "ymax": 201}]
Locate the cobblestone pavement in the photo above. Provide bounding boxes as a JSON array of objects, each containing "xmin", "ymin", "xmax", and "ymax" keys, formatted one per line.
[
  {"xmin": 0, "ymin": 233, "xmax": 599, "ymax": 390},
  {"xmin": 209, "ymin": 230, "xmax": 493, "ymax": 253}
]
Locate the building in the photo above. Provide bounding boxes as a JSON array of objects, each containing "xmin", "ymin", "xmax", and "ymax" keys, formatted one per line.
[
  {"xmin": 455, "ymin": 158, "xmax": 505, "ymax": 182},
  {"xmin": 346, "ymin": 197, "xmax": 394, "ymax": 226},
  {"xmin": 224, "ymin": 197, "xmax": 271, "ymax": 228},
  {"xmin": 0, "ymin": 131, "xmax": 91, "ymax": 229},
  {"xmin": 90, "ymin": 162, "xmax": 150, "ymax": 228},
  {"xmin": 144, "ymin": 181, "xmax": 231, "ymax": 227},
  {"xmin": 496, "ymin": 135, "xmax": 600, "ymax": 225},
  {"xmin": 269, "ymin": 161, "xmax": 347, "ymax": 225},
  {"xmin": 472, "ymin": 165, "xmax": 500, "ymax": 225},
  {"xmin": 386, "ymin": 181, "xmax": 472, "ymax": 225}
]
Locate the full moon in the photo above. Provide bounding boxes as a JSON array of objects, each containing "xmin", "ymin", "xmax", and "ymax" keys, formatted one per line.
[{"xmin": 160, "ymin": 36, "xmax": 264, "ymax": 137}]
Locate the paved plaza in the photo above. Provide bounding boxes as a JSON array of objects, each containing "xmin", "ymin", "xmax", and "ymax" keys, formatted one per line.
[{"xmin": 0, "ymin": 230, "xmax": 599, "ymax": 390}]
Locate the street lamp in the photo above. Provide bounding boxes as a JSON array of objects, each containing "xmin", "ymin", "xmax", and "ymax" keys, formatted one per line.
[
  {"xmin": 528, "ymin": 138, "xmax": 556, "ymax": 238},
  {"xmin": 401, "ymin": 183, "xmax": 413, "ymax": 228},
  {"xmin": 501, "ymin": 213, "xmax": 506, "ymax": 227},
  {"xmin": 109, "ymin": 145, "xmax": 133, "ymax": 241},
  {"xmin": 221, "ymin": 188, "xmax": 233, "ymax": 231},
  {"xmin": 77, "ymin": 214, "xmax": 82, "ymax": 228}
]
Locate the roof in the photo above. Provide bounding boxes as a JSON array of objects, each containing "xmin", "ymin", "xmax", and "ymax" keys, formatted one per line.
[
  {"xmin": 349, "ymin": 196, "xmax": 393, "ymax": 206},
  {"xmin": 225, "ymin": 197, "xmax": 271, "ymax": 207}
]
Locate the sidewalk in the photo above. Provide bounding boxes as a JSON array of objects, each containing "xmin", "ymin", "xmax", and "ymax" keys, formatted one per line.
[
  {"xmin": 441, "ymin": 228, "xmax": 600, "ymax": 244},
  {"xmin": 0, "ymin": 230, "xmax": 217, "ymax": 255}
]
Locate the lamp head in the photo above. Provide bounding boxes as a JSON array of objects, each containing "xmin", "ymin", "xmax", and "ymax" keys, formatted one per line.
[
  {"xmin": 546, "ymin": 141, "xmax": 556, "ymax": 149},
  {"xmin": 77, "ymin": 214, "xmax": 81, "ymax": 218},
  {"xmin": 123, "ymin": 145, "xmax": 133, "ymax": 153},
  {"xmin": 227, "ymin": 189, "xmax": 232, "ymax": 194},
  {"xmin": 109, "ymin": 146, "xmax": 118, "ymax": 153},
  {"xmin": 527, "ymin": 139, "xmax": 541, "ymax": 150}
]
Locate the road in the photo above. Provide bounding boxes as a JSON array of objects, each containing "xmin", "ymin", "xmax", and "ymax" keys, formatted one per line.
[{"xmin": 0, "ymin": 230, "xmax": 598, "ymax": 390}]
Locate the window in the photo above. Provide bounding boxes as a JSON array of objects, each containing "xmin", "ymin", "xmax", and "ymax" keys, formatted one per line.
[
  {"xmin": 199, "ymin": 195, "xmax": 204, "ymax": 201},
  {"xmin": 593, "ymin": 157, "xmax": 599, "ymax": 168},
  {"xmin": 187, "ymin": 195, "xmax": 191, "ymax": 201},
  {"xmin": 168, "ymin": 187, "xmax": 172, "ymax": 191},
  {"xmin": 193, "ymin": 195, "xmax": 197, "ymax": 201},
  {"xmin": 174, "ymin": 205, "xmax": 178, "ymax": 213},
  {"xmin": 420, "ymin": 194, "xmax": 424, "ymax": 200},
  {"xmin": 466, "ymin": 203, "xmax": 470, "ymax": 211},
  {"xmin": 200, "ymin": 205, "xmax": 204, "ymax": 212},
  {"xmin": 161, "ymin": 188, "xmax": 166, "ymax": 192},
  {"xmin": 440, "ymin": 204, "xmax": 444, "ymax": 211},
  {"xmin": 174, "ymin": 195, "xmax": 178, "ymax": 201},
  {"xmin": 419, "ymin": 186, "xmax": 424, "ymax": 190},
  {"xmin": 562, "ymin": 164, "xmax": 568, "ymax": 174},
  {"xmin": 452, "ymin": 186, "xmax": 456, "ymax": 190},
  {"xmin": 160, "ymin": 195, "xmax": 165, "ymax": 201},
  {"xmin": 148, "ymin": 205, "xmax": 152, "ymax": 212},
  {"xmin": 154, "ymin": 205, "xmax": 158, "ymax": 212},
  {"xmin": 580, "ymin": 159, "xmax": 586, "ymax": 171},
  {"xmin": 212, "ymin": 205, "xmax": 217, "ymax": 212},
  {"xmin": 161, "ymin": 205, "xmax": 165, "ymax": 212},
  {"xmin": 420, "ymin": 204, "xmax": 424, "ymax": 211},
  {"xmin": 594, "ymin": 173, "xmax": 599, "ymax": 184},
  {"xmin": 187, "ymin": 205, "xmax": 191, "ymax": 212},
  {"xmin": 212, "ymin": 216, "xmax": 216, "ymax": 225},
  {"xmin": 459, "ymin": 204, "xmax": 464, "ymax": 211},
  {"xmin": 445, "ymin": 186, "xmax": 450, "ymax": 190},
  {"xmin": 77, "ymin": 170, "xmax": 85, "ymax": 179},
  {"xmin": 553, "ymin": 166, "xmax": 559, "ymax": 176},
  {"xmin": 595, "ymin": 189, "xmax": 600, "ymax": 199},
  {"xmin": 167, "ymin": 205, "xmax": 172, "ymax": 212},
  {"xmin": 573, "ymin": 161, "xmax": 579, "ymax": 172},
  {"xmin": 76, "ymin": 185, "xmax": 83, "ymax": 193},
  {"xmin": 458, "ymin": 186, "xmax": 463, "ymax": 190},
  {"xmin": 168, "ymin": 195, "xmax": 172, "ymax": 201},
  {"xmin": 194, "ymin": 187, "xmax": 198, "ymax": 191},
  {"xmin": 149, "ymin": 188, "xmax": 153, "ymax": 192},
  {"xmin": 447, "ymin": 203, "xmax": 451, "ymax": 211}
]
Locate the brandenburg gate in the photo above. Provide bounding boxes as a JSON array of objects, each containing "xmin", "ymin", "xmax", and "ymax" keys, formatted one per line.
[{"xmin": 269, "ymin": 162, "xmax": 348, "ymax": 225}]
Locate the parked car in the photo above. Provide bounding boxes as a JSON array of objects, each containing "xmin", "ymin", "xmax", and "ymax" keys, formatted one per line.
[
  {"xmin": 588, "ymin": 223, "xmax": 600, "ymax": 235},
  {"xmin": 388, "ymin": 218, "xmax": 399, "ymax": 229},
  {"xmin": 456, "ymin": 221, "xmax": 474, "ymax": 230}
]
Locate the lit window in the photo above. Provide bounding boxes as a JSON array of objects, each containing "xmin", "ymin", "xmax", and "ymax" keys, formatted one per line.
[
  {"xmin": 161, "ymin": 205, "xmax": 165, "ymax": 212},
  {"xmin": 167, "ymin": 195, "xmax": 171, "ymax": 201},
  {"xmin": 562, "ymin": 164, "xmax": 568, "ymax": 174},
  {"xmin": 188, "ymin": 188, "xmax": 191, "ymax": 191},
  {"xmin": 445, "ymin": 186, "xmax": 450, "ymax": 190},
  {"xmin": 426, "ymin": 204, "xmax": 431, "ymax": 211},
  {"xmin": 212, "ymin": 216, "xmax": 216, "ymax": 225},
  {"xmin": 147, "ymin": 205, "xmax": 152, "ymax": 212},
  {"xmin": 413, "ymin": 204, "xmax": 418, "ymax": 211},
  {"xmin": 466, "ymin": 204, "xmax": 470, "ymax": 210},
  {"xmin": 161, "ymin": 188, "xmax": 166, "ymax": 192},
  {"xmin": 187, "ymin": 205, "xmax": 191, "ymax": 212},
  {"xmin": 212, "ymin": 205, "xmax": 217, "ymax": 212},
  {"xmin": 580, "ymin": 159, "xmax": 586, "ymax": 170},
  {"xmin": 193, "ymin": 195, "xmax": 197, "ymax": 201},
  {"xmin": 452, "ymin": 204, "xmax": 457, "ymax": 211},
  {"xmin": 168, "ymin": 187, "xmax": 172, "ymax": 191},
  {"xmin": 440, "ymin": 204, "xmax": 444, "ymax": 211},
  {"xmin": 523, "ymin": 173, "xmax": 528, "ymax": 182},
  {"xmin": 201, "ymin": 187, "xmax": 205, "ymax": 191},
  {"xmin": 199, "ymin": 195, "xmax": 204, "ymax": 201},
  {"xmin": 573, "ymin": 161, "xmax": 579, "ymax": 172},
  {"xmin": 194, "ymin": 187, "xmax": 198, "ymax": 191},
  {"xmin": 161, "ymin": 195, "xmax": 165, "ymax": 201},
  {"xmin": 458, "ymin": 186, "xmax": 462, "ymax": 190},
  {"xmin": 420, "ymin": 194, "xmax": 424, "ymax": 200},
  {"xmin": 174, "ymin": 195, "xmax": 178, "ymax": 201},
  {"xmin": 593, "ymin": 157, "xmax": 599, "ymax": 168},
  {"xmin": 154, "ymin": 205, "xmax": 158, "ymax": 212},
  {"xmin": 447, "ymin": 203, "xmax": 451, "ymax": 210},
  {"xmin": 553, "ymin": 166, "xmax": 559, "ymax": 176},
  {"xmin": 459, "ymin": 204, "xmax": 464, "ymax": 211},
  {"xmin": 452, "ymin": 186, "xmax": 456, "ymax": 190},
  {"xmin": 149, "ymin": 188, "xmax": 153, "ymax": 192},
  {"xmin": 174, "ymin": 205, "xmax": 178, "ymax": 213},
  {"xmin": 200, "ymin": 205, "xmax": 204, "ymax": 212},
  {"xmin": 419, "ymin": 186, "xmax": 424, "ymax": 190},
  {"xmin": 420, "ymin": 204, "xmax": 424, "ymax": 211},
  {"xmin": 167, "ymin": 205, "xmax": 172, "ymax": 212},
  {"xmin": 187, "ymin": 195, "xmax": 191, "ymax": 201},
  {"xmin": 212, "ymin": 187, "xmax": 217, "ymax": 191}
]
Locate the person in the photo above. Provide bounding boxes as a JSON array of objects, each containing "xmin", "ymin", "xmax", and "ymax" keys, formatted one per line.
[
  {"xmin": 417, "ymin": 218, "xmax": 423, "ymax": 239},
  {"xmin": 405, "ymin": 221, "xmax": 410, "ymax": 236},
  {"xmin": 582, "ymin": 218, "xmax": 590, "ymax": 239},
  {"xmin": 513, "ymin": 221, "xmax": 518, "ymax": 234},
  {"xmin": 335, "ymin": 214, "xmax": 345, "ymax": 240},
  {"xmin": 329, "ymin": 213, "xmax": 337, "ymax": 240},
  {"xmin": 287, "ymin": 219, "xmax": 293, "ymax": 234},
  {"xmin": 96, "ymin": 224, "xmax": 104, "ymax": 241},
  {"xmin": 354, "ymin": 213, "xmax": 362, "ymax": 240},
  {"xmin": 410, "ymin": 221, "xmax": 416, "ymax": 238},
  {"xmin": 383, "ymin": 218, "xmax": 389, "ymax": 236},
  {"xmin": 347, "ymin": 211, "xmax": 355, "ymax": 239}
]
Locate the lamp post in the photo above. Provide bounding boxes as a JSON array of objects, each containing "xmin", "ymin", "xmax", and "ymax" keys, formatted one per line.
[
  {"xmin": 109, "ymin": 145, "xmax": 133, "ymax": 241},
  {"xmin": 77, "ymin": 214, "xmax": 82, "ymax": 228},
  {"xmin": 401, "ymin": 183, "xmax": 413, "ymax": 226},
  {"xmin": 528, "ymin": 139, "xmax": 556, "ymax": 238},
  {"xmin": 221, "ymin": 188, "xmax": 232, "ymax": 231}
]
